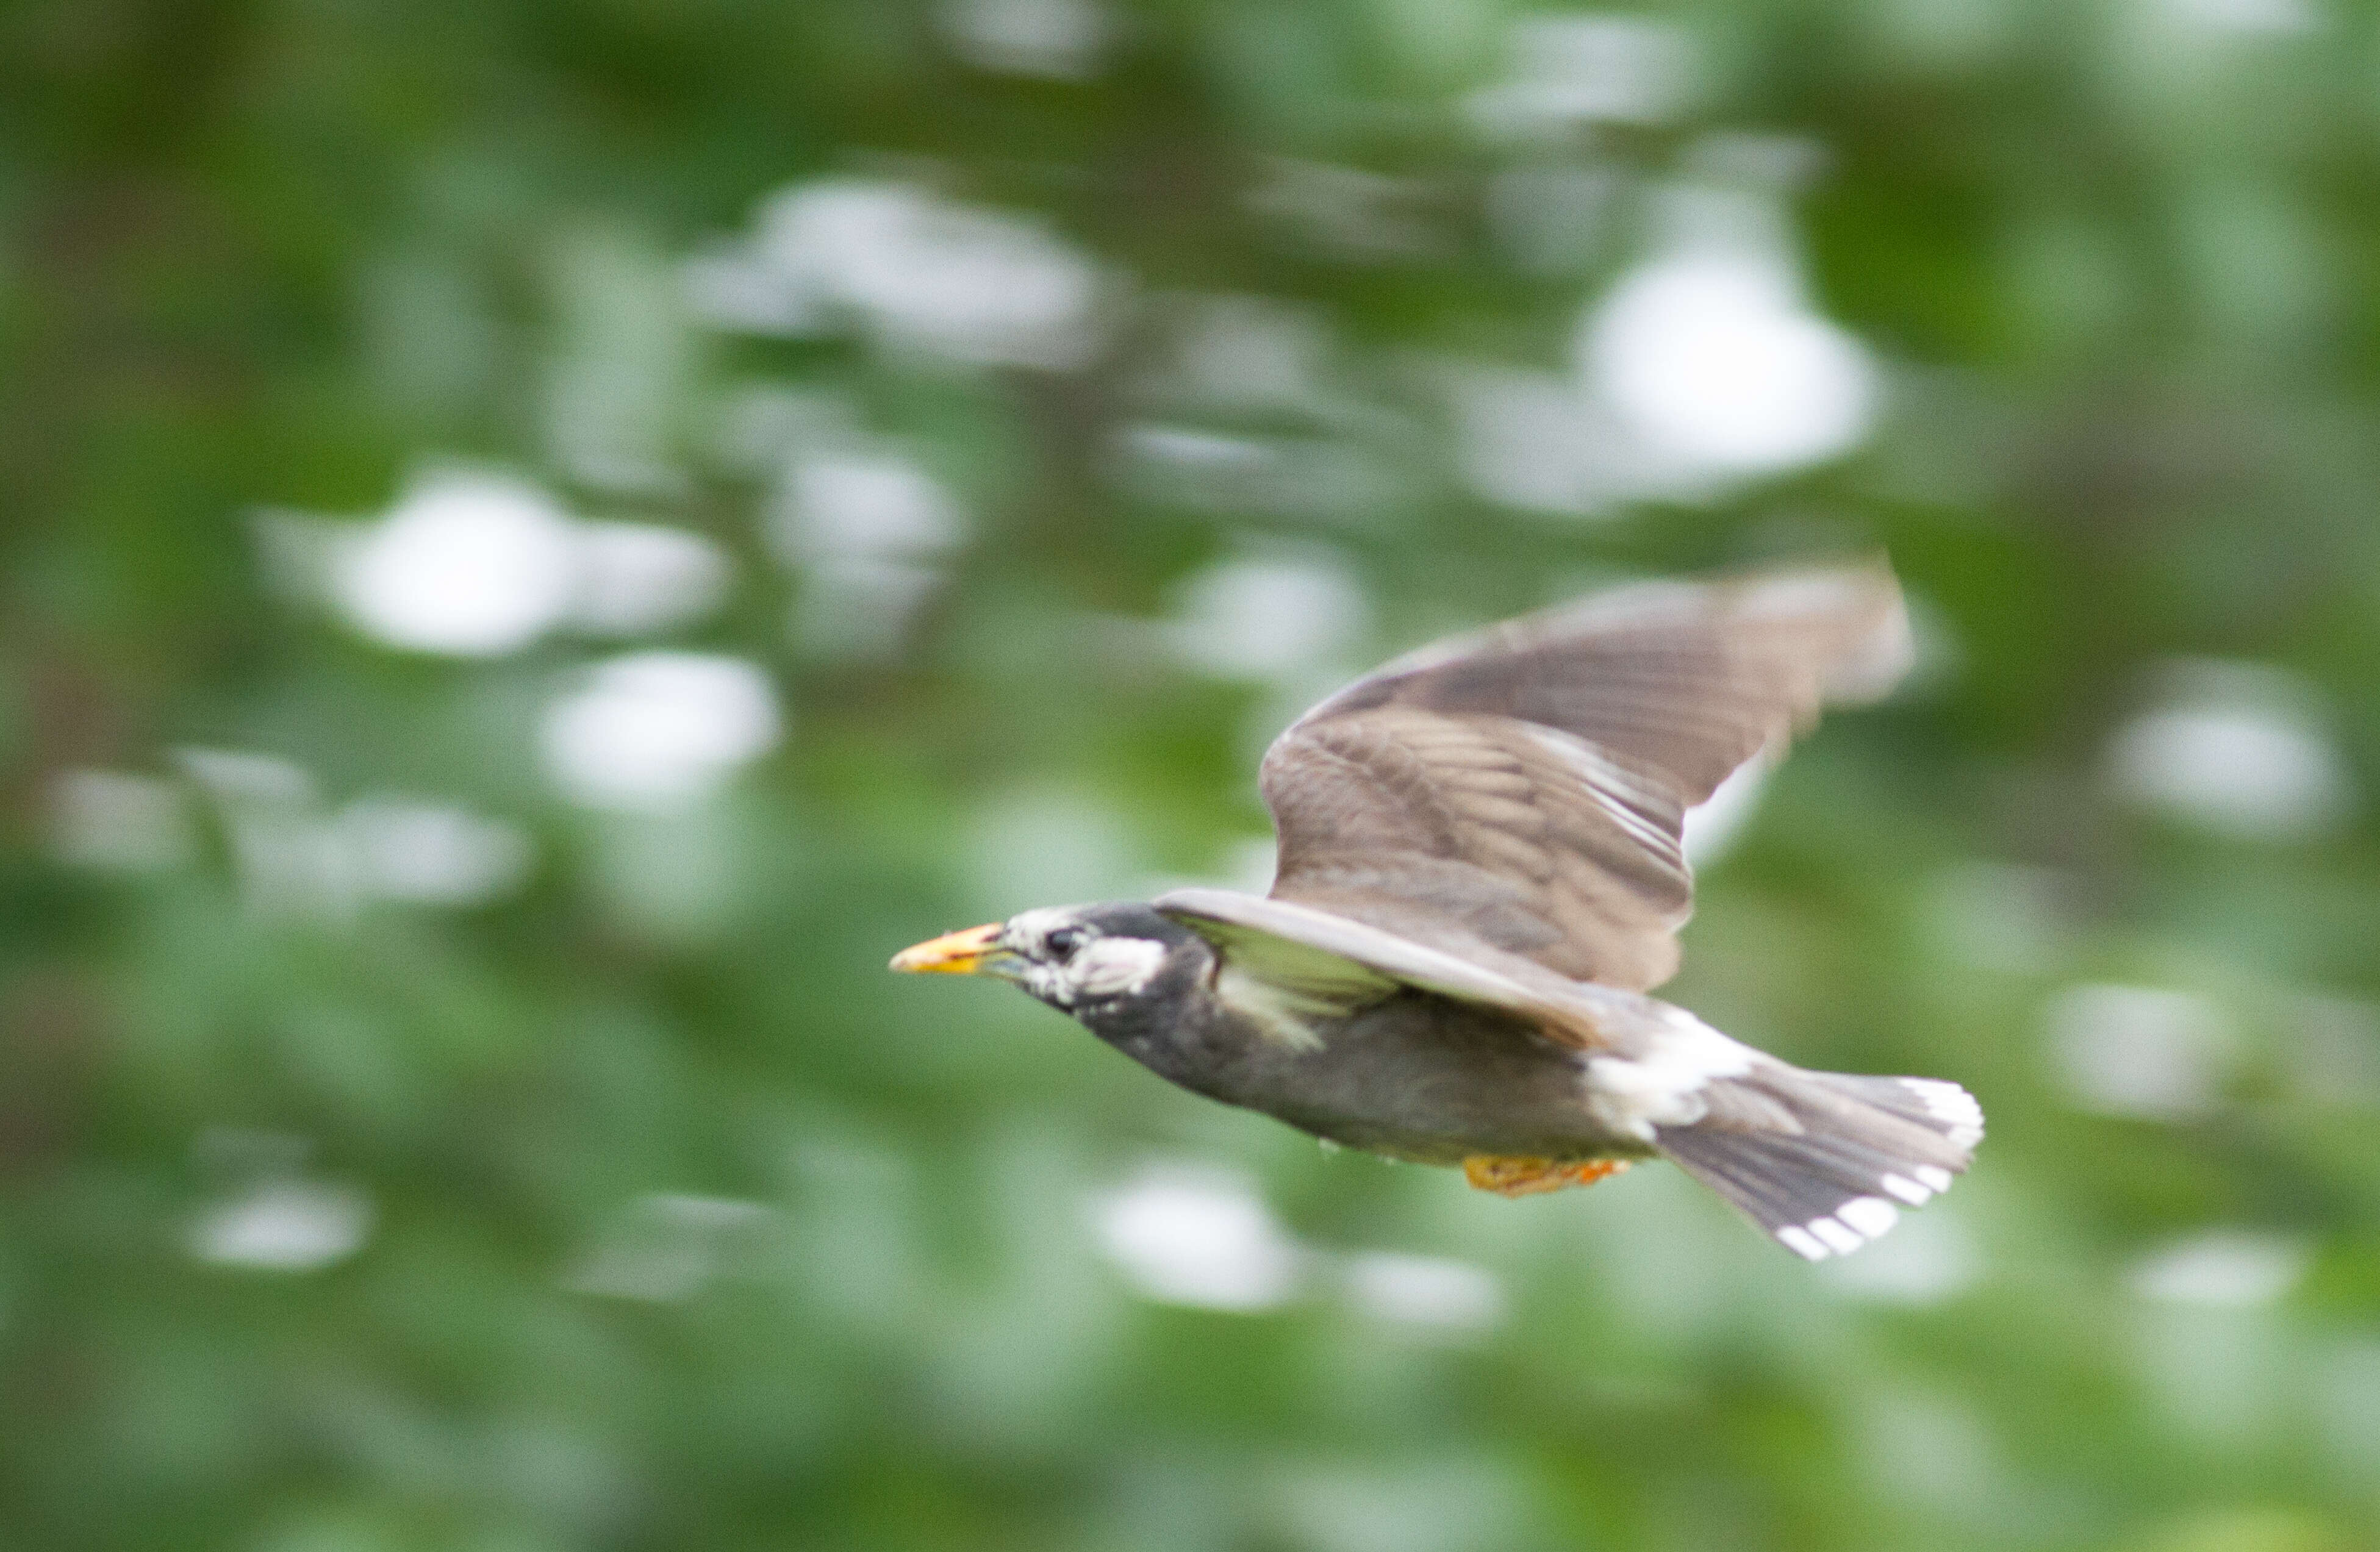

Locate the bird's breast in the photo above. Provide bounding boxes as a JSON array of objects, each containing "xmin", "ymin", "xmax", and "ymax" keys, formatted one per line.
[{"xmin": 1165, "ymin": 989, "xmax": 1629, "ymax": 1163}]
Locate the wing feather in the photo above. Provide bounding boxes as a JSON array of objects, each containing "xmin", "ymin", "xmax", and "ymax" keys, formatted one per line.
[
  {"xmin": 1153, "ymin": 887, "xmax": 1615, "ymax": 1048},
  {"xmin": 1255, "ymin": 563, "xmax": 1910, "ymax": 990}
]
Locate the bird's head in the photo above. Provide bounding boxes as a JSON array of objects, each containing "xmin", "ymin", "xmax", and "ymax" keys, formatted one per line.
[{"xmin": 891, "ymin": 901, "xmax": 1205, "ymax": 1018}]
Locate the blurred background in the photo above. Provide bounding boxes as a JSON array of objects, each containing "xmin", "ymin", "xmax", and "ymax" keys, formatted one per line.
[{"xmin": 5, "ymin": 1, "xmax": 2379, "ymax": 1548}]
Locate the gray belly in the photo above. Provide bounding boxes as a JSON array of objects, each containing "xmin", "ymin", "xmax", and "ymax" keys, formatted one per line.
[{"xmin": 1193, "ymin": 992, "xmax": 1646, "ymax": 1165}]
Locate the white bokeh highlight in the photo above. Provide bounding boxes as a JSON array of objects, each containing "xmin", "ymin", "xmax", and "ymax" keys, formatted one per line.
[
  {"xmin": 174, "ymin": 748, "xmax": 537, "ymax": 917},
  {"xmin": 772, "ymin": 451, "xmax": 972, "ymax": 660},
  {"xmin": 337, "ymin": 796, "xmax": 534, "ymax": 907},
  {"xmin": 566, "ymin": 1193, "xmax": 776, "ymax": 1303},
  {"xmin": 320, "ymin": 471, "xmax": 729, "ymax": 656},
  {"xmin": 1341, "ymin": 1251, "xmax": 1505, "ymax": 1333},
  {"xmin": 1923, "ymin": 860, "xmax": 2077, "ymax": 974},
  {"xmin": 941, "ymin": 0, "xmax": 1109, "ymax": 78},
  {"xmin": 1581, "ymin": 252, "xmax": 1877, "ymax": 477},
  {"xmin": 1092, "ymin": 1164, "xmax": 1304, "ymax": 1312},
  {"xmin": 176, "ymin": 747, "xmax": 353, "ymax": 918},
  {"xmin": 333, "ymin": 470, "xmax": 580, "ymax": 656},
  {"xmin": 776, "ymin": 454, "xmax": 970, "ymax": 563},
  {"xmin": 1446, "ymin": 364, "xmax": 1649, "ymax": 516},
  {"xmin": 49, "ymin": 769, "xmax": 195, "ymax": 873},
  {"xmin": 1468, "ymin": 15, "xmax": 1697, "ymax": 137},
  {"xmin": 1162, "ymin": 554, "xmax": 1369, "ymax": 683},
  {"xmin": 189, "ymin": 1179, "xmax": 373, "ymax": 1273},
  {"xmin": 540, "ymin": 653, "xmax": 784, "ymax": 812},
  {"xmin": 571, "ymin": 521, "xmax": 731, "ymax": 637},
  {"xmin": 2130, "ymin": 1231, "xmax": 2307, "ymax": 1307},
  {"xmin": 689, "ymin": 179, "xmax": 1103, "ymax": 370},
  {"xmin": 2107, "ymin": 660, "xmax": 2352, "ymax": 842},
  {"xmin": 1453, "ymin": 177, "xmax": 1880, "ymax": 513},
  {"xmin": 2045, "ymin": 983, "xmax": 2236, "ymax": 1120},
  {"xmin": 2159, "ymin": 0, "xmax": 2318, "ymax": 37}
]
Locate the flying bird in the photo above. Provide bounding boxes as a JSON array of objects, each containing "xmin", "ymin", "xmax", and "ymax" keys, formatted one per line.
[{"xmin": 893, "ymin": 563, "xmax": 1980, "ymax": 1260}]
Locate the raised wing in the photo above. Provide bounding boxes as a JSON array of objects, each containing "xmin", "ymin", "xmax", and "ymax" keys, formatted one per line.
[{"xmin": 1256, "ymin": 563, "xmax": 1910, "ymax": 990}]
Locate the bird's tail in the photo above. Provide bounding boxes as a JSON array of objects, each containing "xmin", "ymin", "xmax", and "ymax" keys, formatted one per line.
[{"xmin": 1653, "ymin": 1065, "xmax": 1984, "ymax": 1261}]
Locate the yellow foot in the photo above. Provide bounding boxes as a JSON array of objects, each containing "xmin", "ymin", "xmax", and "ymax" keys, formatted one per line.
[{"xmin": 1462, "ymin": 1156, "xmax": 1632, "ymax": 1198}]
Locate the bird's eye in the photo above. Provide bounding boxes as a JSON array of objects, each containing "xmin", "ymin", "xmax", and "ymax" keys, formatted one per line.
[{"xmin": 1045, "ymin": 926, "xmax": 1087, "ymax": 959}]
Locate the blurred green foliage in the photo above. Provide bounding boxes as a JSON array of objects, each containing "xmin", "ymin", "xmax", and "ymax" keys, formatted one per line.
[{"xmin": 5, "ymin": 2, "xmax": 2380, "ymax": 1550}]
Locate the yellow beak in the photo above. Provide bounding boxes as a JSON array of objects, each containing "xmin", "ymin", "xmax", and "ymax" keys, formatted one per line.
[{"xmin": 889, "ymin": 922, "xmax": 1009, "ymax": 974}]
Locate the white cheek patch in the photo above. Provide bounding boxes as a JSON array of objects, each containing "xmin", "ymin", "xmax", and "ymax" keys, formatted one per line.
[
  {"xmin": 1072, "ymin": 937, "xmax": 1169, "ymax": 998},
  {"xmin": 1020, "ymin": 961, "xmax": 1077, "ymax": 1005}
]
